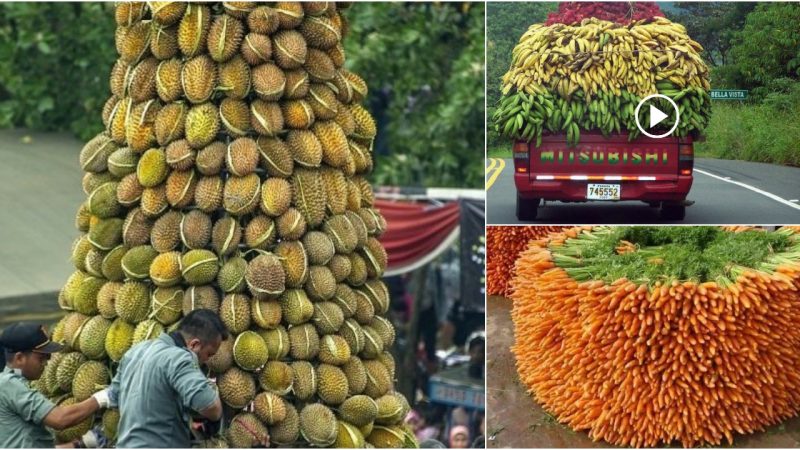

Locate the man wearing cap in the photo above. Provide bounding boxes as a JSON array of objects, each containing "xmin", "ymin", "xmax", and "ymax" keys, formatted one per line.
[
  {"xmin": 107, "ymin": 309, "xmax": 234, "ymax": 448},
  {"xmin": 0, "ymin": 322, "xmax": 111, "ymax": 448}
]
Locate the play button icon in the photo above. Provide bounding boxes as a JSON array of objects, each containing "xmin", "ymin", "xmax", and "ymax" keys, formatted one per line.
[
  {"xmin": 634, "ymin": 94, "xmax": 680, "ymax": 139},
  {"xmin": 649, "ymin": 104, "xmax": 668, "ymax": 128}
]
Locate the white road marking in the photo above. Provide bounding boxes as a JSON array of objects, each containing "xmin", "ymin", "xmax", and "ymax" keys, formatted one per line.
[{"xmin": 694, "ymin": 168, "xmax": 800, "ymax": 212}]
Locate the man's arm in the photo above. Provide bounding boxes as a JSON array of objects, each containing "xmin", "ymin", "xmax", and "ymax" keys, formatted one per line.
[
  {"xmin": 42, "ymin": 397, "xmax": 100, "ymax": 431},
  {"xmin": 198, "ymin": 397, "xmax": 223, "ymax": 422},
  {"xmin": 170, "ymin": 356, "xmax": 222, "ymax": 421}
]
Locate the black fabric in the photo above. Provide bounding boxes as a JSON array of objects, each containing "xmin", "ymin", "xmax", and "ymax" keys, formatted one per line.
[
  {"xmin": 458, "ymin": 198, "xmax": 485, "ymax": 313},
  {"xmin": 169, "ymin": 331, "xmax": 188, "ymax": 349},
  {"xmin": 0, "ymin": 344, "xmax": 6, "ymax": 371}
]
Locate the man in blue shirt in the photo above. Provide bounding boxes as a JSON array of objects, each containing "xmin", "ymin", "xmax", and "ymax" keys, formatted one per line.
[
  {"xmin": 0, "ymin": 322, "xmax": 111, "ymax": 448},
  {"xmin": 108, "ymin": 309, "xmax": 228, "ymax": 448}
]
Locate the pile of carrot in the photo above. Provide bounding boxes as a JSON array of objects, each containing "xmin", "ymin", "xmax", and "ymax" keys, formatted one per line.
[
  {"xmin": 486, "ymin": 226, "xmax": 566, "ymax": 297},
  {"xmin": 510, "ymin": 227, "xmax": 800, "ymax": 447}
]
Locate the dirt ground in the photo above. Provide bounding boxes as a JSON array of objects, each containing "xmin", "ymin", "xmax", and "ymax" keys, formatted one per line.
[{"xmin": 486, "ymin": 295, "xmax": 800, "ymax": 448}]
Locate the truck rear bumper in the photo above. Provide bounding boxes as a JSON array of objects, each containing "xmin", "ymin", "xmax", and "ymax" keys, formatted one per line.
[{"xmin": 515, "ymin": 174, "xmax": 693, "ymax": 202}]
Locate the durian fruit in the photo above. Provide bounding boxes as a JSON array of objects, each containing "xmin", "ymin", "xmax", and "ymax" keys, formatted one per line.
[
  {"xmin": 258, "ymin": 361, "xmax": 293, "ymax": 395},
  {"xmin": 227, "ymin": 413, "xmax": 269, "ymax": 448},
  {"xmin": 276, "ymin": 207, "xmax": 307, "ymax": 240},
  {"xmin": 207, "ymin": 338, "xmax": 234, "ymax": 374},
  {"xmin": 244, "ymin": 215, "xmax": 276, "ymax": 250},
  {"xmin": 260, "ymin": 326, "xmax": 290, "ymax": 361},
  {"xmin": 288, "ymin": 323, "xmax": 319, "ymax": 361},
  {"xmin": 182, "ymin": 285, "xmax": 220, "ymax": 315},
  {"xmin": 223, "ymin": 173, "xmax": 261, "ymax": 215},
  {"xmin": 130, "ymin": 319, "xmax": 163, "ymax": 346},
  {"xmin": 150, "ymin": 2, "xmax": 186, "ymax": 26},
  {"xmin": 80, "ymin": 133, "xmax": 118, "ymax": 173},
  {"xmin": 335, "ymin": 421, "xmax": 366, "ymax": 448},
  {"xmin": 253, "ymin": 391, "xmax": 286, "ymax": 425},
  {"xmin": 363, "ymin": 359, "xmax": 392, "ymax": 399},
  {"xmin": 339, "ymin": 394, "xmax": 378, "ymax": 427},
  {"xmin": 102, "ymin": 408, "xmax": 121, "ymax": 443},
  {"xmin": 211, "ymin": 215, "xmax": 242, "ymax": 256},
  {"xmin": 286, "ymin": 129, "xmax": 322, "ymax": 168},
  {"xmin": 252, "ymin": 63, "xmax": 286, "ymax": 101},
  {"xmin": 275, "ymin": 240, "xmax": 309, "ymax": 288},
  {"xmin": 207, "ymin": 14, "xmax": 245, "ymax": 62},
  {"xmin": 218, "ymin": 55, "xmax": 251, "ymax": 99},
  {"xmin": 245, "ymin": 252, "xmax": 285, "ymax": 299},
  {"xmin": 259, "ymin": 177, "xmax": 292, "ymax": 217},
  {"xmin": 277, "ymin": 289, "xmax": 312, "ymax": 326},
  {"xmin": 72, "ymin": 361, "xmax": 111, "ymax": 401},
  {"xmin": 78, "ymin": 316, "xmax": 112, "ymax": 360},
  {"xmin": 151, "ymin": 286, "xmax": 183, "ymax": 325},
  {"xmin": 241, "ymin": 32, "xmax": 272, "ymax": 65},
  {"xmin": 218, "ymin": 367, "xmax": 256, "ymax": 409},
  {"xmin": 181, "ymin": 210, "xmax": 212, "ymax": 250},
  {"xmin": 56, "ymin": 352, "xmax": 88, "ymax": 392},
  {"xmin": 185, "ymin": 102, "xmax": 220, "ymax": 149},
  {"xmin": 177, "ymin": 4, "xmax": 211, "ymax": 57},
  {"xmin": 317, "ymin": 363, "xmax": 349, "ymax": 405},
  {"xmin": 269, "ymin": 403, "xmax": 301, "ymax": 446},
  {"xmin": 367, "ymin": 426, "xmax": 406, "ymax": 448},
  {"xmin": 256, "ymin": 136, "xmax": 294, "ymax": 178},
  {"xmin": 181, "ymin": 249, "xmax": 219, "ymax": 285},
  {"xmin": 300, "ymin": 403, "xmax": 338, "ymax": 447},
  {"xmin": 157, "ymin": 104, "xmax": 188, "ymax": 147},
  {"xmin": 233, "ymin": 330, "xmax": 268, "ymax": 371},
  {"xmin": 196, "ymin": 141, "xmax": 226, "ymax": 175},
  {"xmin": 218, "ymin": 256, "xmax": 247, "ymax": 293},
  {"xmin": 194, "ymin": 175, "xmax": 224, "ymax": 213},
  {"xmin": 61, "ymin": 4, "xmax": 417, "ymax": 447},
  {"xmin": 105, "ymin": 318, "xmax": 134, "ymax": 362},
  {"xmin": 220, "ymin": 293, "xmax": 252, "ymax": 334}
]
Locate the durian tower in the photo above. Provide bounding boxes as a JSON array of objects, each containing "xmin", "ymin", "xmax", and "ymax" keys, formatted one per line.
[{"xmin": 47, "ymin": 2, "xmax": 416, "ymax": 448}]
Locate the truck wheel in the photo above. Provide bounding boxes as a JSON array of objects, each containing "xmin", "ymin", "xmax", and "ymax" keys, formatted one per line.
[
  {"xmin": 660, "ymin": 203, "xmax": 686, "ymax": 220},
  {"xmin": 516, "ymin": 194, "xmax": 540, "ymax": 221}
]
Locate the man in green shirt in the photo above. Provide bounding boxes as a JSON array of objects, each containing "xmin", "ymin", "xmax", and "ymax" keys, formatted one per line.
[
  {"xmin": 0, "ymin": 323, "xmax": 111, "ymax": 448},
  {"xmin": 108, "ymin": 309, "xmax": 233, "ymax": 448}
]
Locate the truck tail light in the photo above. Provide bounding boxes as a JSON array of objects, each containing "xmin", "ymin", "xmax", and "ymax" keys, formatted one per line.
[
  {"xmin": 678, "ymin": 143, "xmax": 693, "ymax": 176},
  {"xmin": 513, "ymin": 141, "xmax": 529, "ymax": 173}
]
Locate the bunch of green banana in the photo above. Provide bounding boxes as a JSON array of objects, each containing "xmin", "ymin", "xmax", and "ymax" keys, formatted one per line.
[{"xmin": 492, "ymin": 85, "xmax": 711, "ymax": 147}]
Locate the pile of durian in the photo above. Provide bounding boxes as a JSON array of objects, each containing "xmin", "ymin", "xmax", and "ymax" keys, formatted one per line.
[{"xmin": 45, "ymin": 2, "xmax": 416, "ymax": 448}]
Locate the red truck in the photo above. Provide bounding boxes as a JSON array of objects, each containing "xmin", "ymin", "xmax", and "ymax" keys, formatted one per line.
[{"xmin": 513, "ymin": 131, "xmax": 694, "ymax": 220}]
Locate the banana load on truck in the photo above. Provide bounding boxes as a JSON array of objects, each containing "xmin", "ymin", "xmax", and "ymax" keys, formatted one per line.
[{"xmin": 492, "ymin": 2, "xmax": 712, "ymax": 146}]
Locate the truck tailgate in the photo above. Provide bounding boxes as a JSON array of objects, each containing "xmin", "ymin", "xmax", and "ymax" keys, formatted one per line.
[{"xmin": 528, "ymin": 132, "xmax": 681, "ymax": 182}]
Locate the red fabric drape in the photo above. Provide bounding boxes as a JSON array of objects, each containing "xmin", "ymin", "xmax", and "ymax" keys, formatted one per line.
[{"xmin": 375, "ymin": 199, "xmax": 461, "ymax": 270}]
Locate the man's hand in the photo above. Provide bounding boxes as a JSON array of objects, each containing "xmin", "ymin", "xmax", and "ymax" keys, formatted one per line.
[
  {"xmin": 91, "ymin": 389, "xmax": 110, "ymax": 409},
  {"xmin": 76, "ymin": 427, "xmax": 108, "ymax": 448}
]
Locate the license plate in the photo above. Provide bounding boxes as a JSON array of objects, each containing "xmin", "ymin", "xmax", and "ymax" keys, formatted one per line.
[{"xmin": 587, "ymin": 183, "xmax": 620, "ymax": 200}]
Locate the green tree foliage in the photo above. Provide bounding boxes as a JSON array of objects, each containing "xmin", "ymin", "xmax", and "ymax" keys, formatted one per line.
[
  {"xmin": 0, "ymin": 3, "xmax": 116, "ymax": 140},
  {"xmin": 669, "ymin": 2, "xmax": 755, "ymax": 67},
  {"xmin": 729, "ymin": 3, "xmax": 800, "ymax": 86},
  {"xmin": 344, "ymin": 2, "xmax": 485, "ymax": 189},
  {"xmin": 486, "ymin": 2, "xmax": 556, "ymax": 148}
]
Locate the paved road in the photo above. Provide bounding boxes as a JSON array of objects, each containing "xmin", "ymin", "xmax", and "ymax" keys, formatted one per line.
[
  {"xmin": 0, "ymin": 129, "xmax": 84, "ymax": 305},
  {"xmin": 486, "ymin": 157, "xmax": 800, "ymax": 224}
]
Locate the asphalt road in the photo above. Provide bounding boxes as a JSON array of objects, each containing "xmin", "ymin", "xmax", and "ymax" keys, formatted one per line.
[
  {"xmin": 486, "ymin": 157, "xmax": 800, "ymax": 224},
  {"xmin": 0, "ymin": 129, "xmax": 84, "ymax": 302}
]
